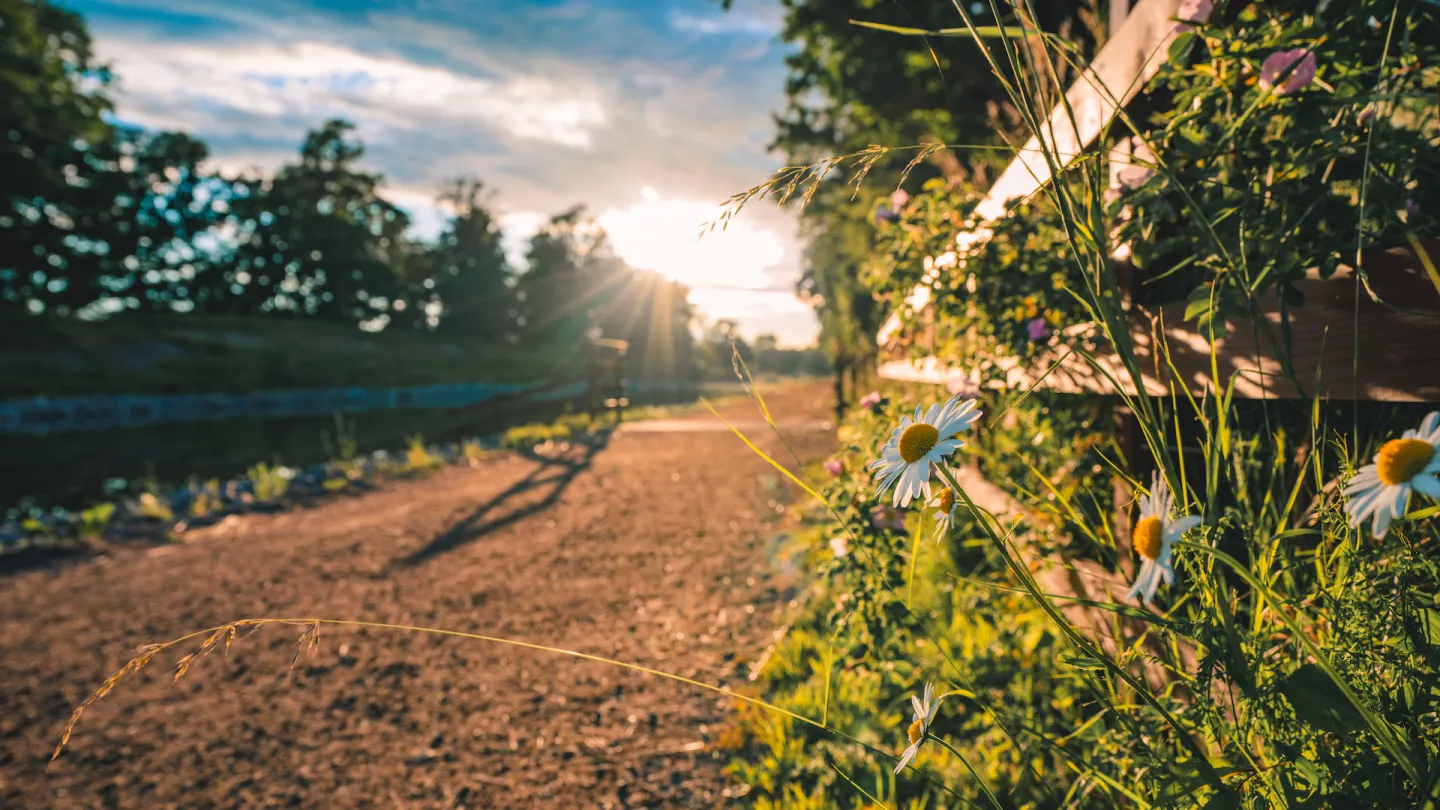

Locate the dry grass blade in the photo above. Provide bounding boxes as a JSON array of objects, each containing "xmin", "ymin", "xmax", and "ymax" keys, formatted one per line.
[
  {"xmin": 47, "ymin": 617, "xmax": 859, "ymax": 768},
  {"xmin": 702, "ymin": 144, "xmax": 928, "ymax": 236},
  {"xmin": 50, "ymin": 644, "xmax": 162, "ymax": 765}
]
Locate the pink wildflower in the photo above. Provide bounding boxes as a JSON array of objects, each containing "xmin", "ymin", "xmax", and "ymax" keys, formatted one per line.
[
  {"xmin": 1260, "ymin": 49, "xmax": 1318, "ymax": 95},
  {"xmin": 824, "ymin": 458, "xmax": 845, "ymax": 476},
  {"xmin": 829, "ymin": 536, "xmax": 850, "ymax": 557},
  {"xmin": 945, "ymin": 375, "xmax": 981, "ymax": 399},
  {"xmin": 1174, "ymin": 0, "xmax": 1213, "ymax": 32},
  {"xmin": 1027, "ymin": 317, "xmax": 1052, "ymax": 342},
  {"xmin": 870, "ymin": 505, "xmax": 906, "ymax": 532},
  {"xmin": 1117, "ymin": 165, "xmax": 1157, "ymax": 190},
  {"xmin": 890, "ymin": 188, "xmax": 911, "ymax": 209},
  {"xmin": 858, "ymin": 391, "xmax": 884, "ymax": 411}
]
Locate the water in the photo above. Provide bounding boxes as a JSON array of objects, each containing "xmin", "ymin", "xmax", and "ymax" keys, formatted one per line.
[{"xmin": 3, "ymin": 394, "xmax": 609, "ymax": 516}]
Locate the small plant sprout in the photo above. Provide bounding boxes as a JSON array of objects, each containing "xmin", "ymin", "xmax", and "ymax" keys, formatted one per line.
[
  {"xmin": 1126, "ymin": 471, "xmax": 1202, "ymax": 606},
  {"xmin": 894, "ymin": 682, "xmax": 940, "ymax": 774},
  {"xmin": 1343, "ymin": 411, "xmax": 1440, "ymax": 539},
  {"xmin": 928, "ymin": 487, "xmax": 959, "ymax": 541},
  {"xmin": 870, "ymin": 395, "xmax": 981, "ymax": 507}
]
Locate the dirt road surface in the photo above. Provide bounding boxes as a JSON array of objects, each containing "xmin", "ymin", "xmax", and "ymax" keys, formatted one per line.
[{"xmin": 0, "ymin": 381, "xmax": 834, "ymax": 809}]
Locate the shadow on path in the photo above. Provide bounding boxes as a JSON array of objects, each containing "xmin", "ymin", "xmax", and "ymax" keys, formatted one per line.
[{"xmin": 393, "ymin": 432, "xmax": 611, "ymax": 568}]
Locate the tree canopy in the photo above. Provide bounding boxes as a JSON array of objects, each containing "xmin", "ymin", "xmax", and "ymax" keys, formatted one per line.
[{"xmin": 2, "ymin": 0, "xmax": 793, "ymax": 387}]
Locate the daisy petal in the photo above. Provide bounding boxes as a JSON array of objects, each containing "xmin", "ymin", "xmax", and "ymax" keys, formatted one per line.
[
  {"xmin": 894, "ymin": 744, "xmax": 918, "ymax": 774},
  {"xmin": 1422, "ymin": 411, "xmax": 1440, "ymax": 440},
  {"xmin": 1166, "ymin": 515, "xmax": 1202, "ymax": 538},
  {"xmin": 1413, "ymin": 474, "xmax": 1440, "ymax": 499}
]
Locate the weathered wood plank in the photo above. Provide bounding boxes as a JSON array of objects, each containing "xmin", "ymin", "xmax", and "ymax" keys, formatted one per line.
[
  {"xmin": 876, "ymin": 0, "xmax": 1183, "ymax": 348},
  {"xmin": 880, "ymin": 240, "xmax": 1440, "ymax": 402}
]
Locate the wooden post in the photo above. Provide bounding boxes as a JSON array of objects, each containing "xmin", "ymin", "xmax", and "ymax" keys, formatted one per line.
[{"xmin": 1110, "ymin": 0, "xmax": 1131, "ymax": 38}]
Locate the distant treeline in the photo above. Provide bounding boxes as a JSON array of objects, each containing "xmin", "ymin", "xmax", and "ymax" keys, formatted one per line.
[{"xmin": 0, "ymin": 0, "xmax": 825, "ymax": 384}]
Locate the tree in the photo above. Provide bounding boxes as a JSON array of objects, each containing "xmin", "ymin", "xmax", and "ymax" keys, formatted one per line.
[
  {"xmin": 717, "ymin": 0, "xmax": 1104, "ymax": 401},
  {"xmin": 1, "ymin": 0, "xmax": 229, "ymax": 315},
  {"xmin": 96, "ymin": 128, "xmax": 236, "ymax": 314},
  {"xmin": 513, "ymin": 206, "xmax": 622, "ymax": 348},
  {"xmin": 0, "ymin": 0, "xmax": 111, "ymax": 311},
  {"xmin": 218, "ymin": 120, "xmax": 410, "ymax": 325},
  {"xmin": 418, "ymin": 179, "xmax": 513, "ymax": 337}
]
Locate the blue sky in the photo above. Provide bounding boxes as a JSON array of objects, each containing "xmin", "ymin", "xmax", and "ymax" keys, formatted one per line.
[{"xmin": 67, "ymin": 0, "xmax": 819, "ymax": 345}]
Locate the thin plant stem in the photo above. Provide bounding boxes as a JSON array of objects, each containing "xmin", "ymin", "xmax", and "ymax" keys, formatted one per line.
[
  {"xmin": 933, "ymin": 465, "xmax": 1222, "ymax": 785},
  {"xmin": 932, "ymin": 735, "xmax": 1006, "ymax": 810}
]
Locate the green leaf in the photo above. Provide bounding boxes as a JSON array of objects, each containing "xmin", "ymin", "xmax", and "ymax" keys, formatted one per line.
[
  {"xmin": 1157, "ymin": 758, "xmax": 1222, "ymax": 802},
  {"xmin": 1294, "ymin": 754, "xmax": 1327, "ymax": 791},
  {"xmin": 1269, "ymin": 528, "xmax": 1321, "ymax": 542},
  {"xmin": 1168, "ymin": 31, "xmax": 1197, "ymax": 63},
  {"xmin": 1059, "ymin": 654, "xmax": 1107, "ymax": 671},
  {"xmin": 1281, "ymin": 664, "xmax": 1366, "ymax": 735},
  {"xmin": 1200, "ymin": 787, "xmax": 1242, "ymax": 810}
]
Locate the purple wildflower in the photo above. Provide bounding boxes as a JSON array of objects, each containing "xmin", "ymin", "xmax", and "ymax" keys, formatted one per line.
[{"xmin": 1027, "ymin": 318, "xmax": 1052, "ymax": 342}]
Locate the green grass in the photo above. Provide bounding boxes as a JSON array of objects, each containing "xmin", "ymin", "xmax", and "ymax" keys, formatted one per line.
[{"xmin": 0, "ymin": 313, "xmax": 559, "ymax": 398}]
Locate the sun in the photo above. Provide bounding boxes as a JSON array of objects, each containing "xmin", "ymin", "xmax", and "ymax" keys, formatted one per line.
[{"xmin": 596, "ymin": 187, "xmax": 785, "ymax": 292}]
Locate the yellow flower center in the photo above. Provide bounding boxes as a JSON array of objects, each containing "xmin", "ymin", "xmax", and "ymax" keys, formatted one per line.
[
  {"xmin": 1133, "ymin": 515, "xmax": 1164, "ymax": 561},
  {"xmin": 899, "ymin": 423, "xmax": 940, "ymax": 464},
  {"xmin": 1376, "ymin": 438, "xmax": 1435, "ymax": 486},
  {"xmin": 934, "ymin": 488, "xmax": 955, "ymax": 515},
  {"xmin": 907, "ymin": 719, "xmax": 925, "ymax": 744}
]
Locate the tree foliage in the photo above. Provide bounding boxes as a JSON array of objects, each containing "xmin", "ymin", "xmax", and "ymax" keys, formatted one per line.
[
  {"xmin": 721, "ymin": 0, "xmax": 1103, "ymax": 393},
  {"xmin": 1, "ymin": 0, "xmax": 755, "ymax": 388}
]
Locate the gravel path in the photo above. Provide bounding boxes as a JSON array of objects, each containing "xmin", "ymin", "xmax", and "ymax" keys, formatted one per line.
[{"xmin": 0, "ymin": 381, "xmax": 833, "ymax": 809}]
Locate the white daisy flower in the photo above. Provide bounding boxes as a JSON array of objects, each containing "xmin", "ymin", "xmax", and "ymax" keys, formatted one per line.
[
  {"xmin": 894, "ymin": 682, "xmax": 941, "ymax": 774},
  {"xmin": 1126, "ymin": 471, "xmax": 1202, "ymax": 606},
  {"xmin": 929, "ymin": 487, "xmax": 960, "ymax": 541},
  {"xmin": 870, "ymin": 396, "xmax": 981, "ymax": 507},
  {"xmin": 1343, "ymin": 412, "xmax": 1440, "ymax": 539}
]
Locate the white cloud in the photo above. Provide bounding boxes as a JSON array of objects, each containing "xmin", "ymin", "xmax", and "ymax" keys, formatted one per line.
[
  {"xmin": 669, "ymin": 0, "xmax": 783, "ymax": 37},
  {"xmin": 382, "ymin": 187, "xmax": 450, "ymax": 242},
  {"xmin": 101, "ymin": 39, "xmax": 606, "ymax": 148}
]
